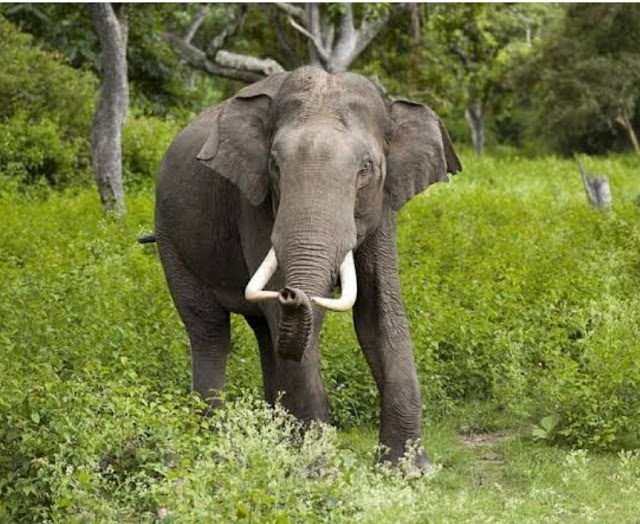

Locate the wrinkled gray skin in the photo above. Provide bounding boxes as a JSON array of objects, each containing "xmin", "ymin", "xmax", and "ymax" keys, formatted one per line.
[{"xmin": 155, "ymin": 67, "xmax": 461, "ymax": 470}]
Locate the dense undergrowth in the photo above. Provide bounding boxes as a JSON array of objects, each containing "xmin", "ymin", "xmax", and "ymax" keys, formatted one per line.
[{"xmin": 1, "ymin": 154, "xmax": 639, "ymax": 522}]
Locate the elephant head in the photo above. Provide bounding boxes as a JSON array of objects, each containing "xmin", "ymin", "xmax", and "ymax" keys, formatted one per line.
[{"xmin": 197, "ymin": 67, "xmax": 461, "ymax": 361}]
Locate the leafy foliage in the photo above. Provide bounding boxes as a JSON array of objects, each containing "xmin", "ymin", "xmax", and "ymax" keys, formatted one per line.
[
  {"xmin": 398, "ymin": 155, "xmax": 640, "ymax": 448},
  {"xmin": 0, "ymin": 16, "xmax": 184, "ymax": 190},
  {"xmin": 121, "ymin": 112, "xmax": 182, "ymax": 189},
  {"xmin": 519, "ymin": 4, "xmax": 640, "ymax": 155},
  {"xmin": 0, "ymin": 16, "xmax": 96, "ymax": 186},
  {"xmin": 1, "ymin": 4, "xmax": 223, "ymax": 118}
]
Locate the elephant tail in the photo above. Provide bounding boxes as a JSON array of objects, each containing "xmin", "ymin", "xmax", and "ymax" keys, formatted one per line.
[{"xmin": 137, "ymin": 233, "xmax": 156, "ymax": 244}]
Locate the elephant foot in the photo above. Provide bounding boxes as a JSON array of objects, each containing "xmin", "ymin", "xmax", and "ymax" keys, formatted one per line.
[{"xmin": 379, "ymin": 441, "xmax": 437, "ymax": 479}]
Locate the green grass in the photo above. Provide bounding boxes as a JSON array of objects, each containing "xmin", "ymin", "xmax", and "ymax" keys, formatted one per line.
[{"xmin": 1, "ymin": 153, "xmax": 639, "ymax": 522}]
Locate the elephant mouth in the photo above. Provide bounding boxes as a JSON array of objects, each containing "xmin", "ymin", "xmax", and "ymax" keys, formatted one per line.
[{"xmin": 244, "ymin": 247, "xmax": 357, "ymax": 312}]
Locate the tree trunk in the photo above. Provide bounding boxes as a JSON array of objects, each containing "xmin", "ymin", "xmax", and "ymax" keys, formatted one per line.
[
  {"xmin": 465, "ymin": 102, "xmax": 484, "ymax": 157},
  {"xmin": 616, "ymin": 112, "xmax": 640, "ymax": 153},
  {"xmin": 410, "ymin": 4, "xmax": 421, "ymax": 87},
  {"xmin": 578, "ymin": 161, "xmax": 612, "ymax": 209},
  {"xmin": 91, "ymin": 3, "xmax": 129, "ymax": 217}
]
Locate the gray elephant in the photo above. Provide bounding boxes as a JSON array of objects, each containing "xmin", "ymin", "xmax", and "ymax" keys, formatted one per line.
[{"xmin": 154, "ymin": 66, "xmax": 461, "ymax": 471}]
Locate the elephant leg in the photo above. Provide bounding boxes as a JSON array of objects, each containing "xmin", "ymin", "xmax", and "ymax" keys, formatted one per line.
[
  {"xmin": 157, "ymin": 241, "xmax": 230, "ymax": 409},
  {"xmin": 352, "ymin": 207, "xmax": 429, "ymax": 471},
  {"xmin": 245, "ymin": 315, "xmax": 278, "ymax": 405},
  {"xmin": 246, "ymin": 312, "xmax": 328, "ymax": 423},
  {"xmin": 277, "ymin": 340, "xmax": 329, "ymax": 424}
]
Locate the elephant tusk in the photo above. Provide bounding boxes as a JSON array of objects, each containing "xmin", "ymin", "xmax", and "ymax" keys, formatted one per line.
[
  {"xmin": 245, "ymin": 247, "xmax": 279, "ymax": 302},
  {"xmin": 311, "ymin": 251, "xmax": 357, "ymax": 312}
]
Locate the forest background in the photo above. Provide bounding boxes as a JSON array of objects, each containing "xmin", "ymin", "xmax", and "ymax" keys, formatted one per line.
[{"xmin": 2, "ymin": 2, "xmax": 639, "ymax": 195}]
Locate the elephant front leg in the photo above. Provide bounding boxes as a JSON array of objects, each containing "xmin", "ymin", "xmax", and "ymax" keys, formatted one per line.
[
  {"xmin": 157, "ymin": 241, "xmax": 230, "ymax": 411},
  {"xmin": 188, "ymin": 313, "xmax": 230, "ymax": 411},
  {"xmin": 353, "ymin": 208, "xmax": 430, "ymax": 473}
]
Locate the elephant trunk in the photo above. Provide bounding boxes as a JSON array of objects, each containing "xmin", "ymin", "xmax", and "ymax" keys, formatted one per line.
[
  {"xmin": 245, "ymin": 162, "xmax": 359, "ymax": 361},
  {"xmin": 274, "ymin": 234, "xmax": 334, "ymax": 361},
  {"xmin": 277, "ymin": 287, "xmax": 315, "ymax": 361}
]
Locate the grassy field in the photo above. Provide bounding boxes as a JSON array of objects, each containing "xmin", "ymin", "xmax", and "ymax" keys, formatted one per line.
[{"xmin": 1, "ymin": 153, "xmax": 639, "ymax": 522}]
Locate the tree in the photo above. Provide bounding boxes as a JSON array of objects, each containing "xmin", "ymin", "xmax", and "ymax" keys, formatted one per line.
[
  {"xmin": 164, "ymin": 3, "xmax": 406, "ymax": 83},
  {"xmin": 91, "ymin": 3, "xmax": 128, "ymax": 217},
  {"xmin": 425, "ymin": 4, "xmax": 557, "ymax": 156},
  {"xmin": 2, "ymin": 3, "xmax": 220, "ymax": 117},
  {"xmin": 525, "ymin": 4, "xmax": 640, "ymax": 155}
]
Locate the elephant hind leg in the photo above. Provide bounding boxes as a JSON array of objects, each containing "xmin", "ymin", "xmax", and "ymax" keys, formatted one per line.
[{"xmin": 158, "ymin": 241, "xmax": 230, "ymax": 409}]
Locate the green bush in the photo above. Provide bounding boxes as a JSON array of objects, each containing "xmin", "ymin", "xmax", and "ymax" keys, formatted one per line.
[
  {"xmin": 396, "ymin": 155, "xmax": 640, "ymax": 448},
  {"xmin": 0, "ymin": 16, "xmax": 96, "ymax": 187},
  {"xmin": 122, "ymin": 113, "xmax": 182, "ymax": 188},
  {"xmin": 0, "ymin": 112, "xmax": 90, "ymax": 187}
]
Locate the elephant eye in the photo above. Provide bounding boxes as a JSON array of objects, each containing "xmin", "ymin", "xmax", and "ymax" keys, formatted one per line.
[
  {"xmin": 357, "ymin": 158, "xmax": 375, "ymax": 189},
  {"xmin": 358, "ymin": 159, "xmax": 373, "ymax": 175}
]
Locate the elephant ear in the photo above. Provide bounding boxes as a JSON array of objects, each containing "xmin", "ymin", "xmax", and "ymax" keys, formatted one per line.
[
  {"xmin": 196, "ymin": 73, "xmax": 288, "ymax": 206},
  {"xmin": 385, "ymin": 99, "xmax": 462, "ymax": 211}
]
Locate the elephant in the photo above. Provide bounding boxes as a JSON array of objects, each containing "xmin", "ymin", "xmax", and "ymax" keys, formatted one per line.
[{"xmin": 153, "ymin": 66, "xmax": 461, "ymax": 471}]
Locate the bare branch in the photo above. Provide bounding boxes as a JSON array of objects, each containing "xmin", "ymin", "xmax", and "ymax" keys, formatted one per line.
[
  {"xmin": 289, "ymin": 16, "xmax": 330, "ymax": 62},
  {"xmin": 164, "ymin": 32, "xmax": 265, "ymax": 83},
  {"xmin": 329, "ymin": 4, "xmax": 357, "ymax": 72},
  {"xmin": 328, "ymin": 3, "xmax": 403, "ymax": 73},
  {"xmin": 215, "ymin": 50, "xmax": 285, "ymax": 76},
  {"xmin": 262, "ymin": 4, "xmax": 301, "ymax": 68},
  {"xmin": 166, "ymin": 4, "xmax": 286, "ymax": 84},
  {"xmin": 321, "ymin": 17, "xmax": 335, "ymax": 51},
  {"xmin": 305, "ymin": 3, "xmax": 324, "ymax": 67},
  {"xmin": 275, "ymin": 2, "xmax": 305, "ymax": 21},
  {"xmin": 206, "ymin": 4, "xmax": 246, "ymax": 57},
  {"xmin": 352, "ymin": 9, "xmax": 395, "ymax": 59},
  {"xmin": 339, "ymin": 3, "xmax": 355, "ymax": 38},
  {"xmin": 184, "ymin": 3, "xmax": 210, "ymax": 44}
]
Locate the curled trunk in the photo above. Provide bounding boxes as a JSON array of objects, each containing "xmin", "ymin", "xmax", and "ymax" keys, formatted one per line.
[{"xmin": 277, "ymin": 287, "xmax": 314, "ymax": 361}]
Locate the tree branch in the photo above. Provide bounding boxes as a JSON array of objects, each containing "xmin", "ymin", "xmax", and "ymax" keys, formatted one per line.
[
  {"xmin": 449, "ymin": 44, "xmax": 475, "ymax": 71},
  {"xmin": 328, "ymin": 4, "xmax": 357, "ymax": 72},
  {"xmin": 184, "ymin": 3, "xmax": 210, "ymax": 44},
  {"xmin": 330, "ymin": 3, "xmax": 402, "ymax": 73},
  {"xmin": 275, "ymin": 2, "xmax": 305, "ymax": 21},
  {"xmin": 262, "ymin": 4, "xmax": 301, "ymax": 68},
  {"xmin": 206, "ymin": 4, "xmax": 246, "ymax": 57},
  {"xmin": 164, "ymin": 32, "xmax": 265, "ymax": 83},
  {"xmin": 321, "ymin": 16, "xmax": 335, "ymax": 51},
  {"xmin": 289, "ymin": 16, "xmax": 330, "ymax": 63},
  {"xmin": 353, "ymin": 8, "xmax": 395, "ymax": 58},
  {"xmin": 215, "ymin": 50, "xmax": 285, "ymax": 76},
  {"xmin": 166, "ymin": 4, "xmax": 286, "ymax": 84},
  {"xmin": 305, "ymin": 3, "xmax": 324, "ymax": 66}
]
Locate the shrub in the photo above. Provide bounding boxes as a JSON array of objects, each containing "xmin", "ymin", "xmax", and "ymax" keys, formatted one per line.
[
  {"xmin": 0, "ymin": 16, "xmax": 96, "ymax": 187},
  {"xmin": 395, "ymin": 155, "xmax": 640, "ymax": 448},
  {"xmin": 0, "ymin": 112, "xmax": 90, "ymax": 187},
  {"xmin": 122, "ymin": 113, "xmax": 182, "ymax": 189}
]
